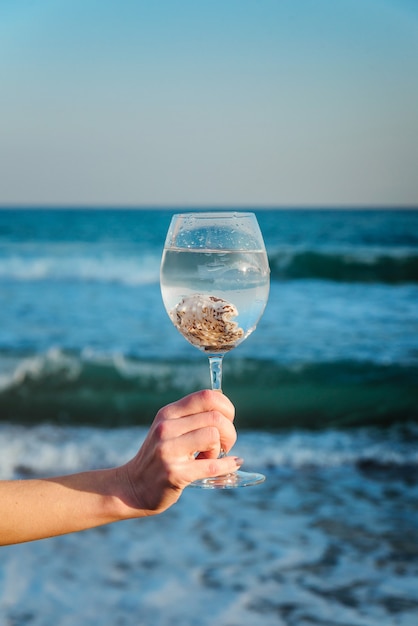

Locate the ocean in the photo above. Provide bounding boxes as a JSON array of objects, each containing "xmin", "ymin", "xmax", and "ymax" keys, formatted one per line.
[{"xmin": 0, "ymin": 207, "xmax": 417, "ymax": 625}]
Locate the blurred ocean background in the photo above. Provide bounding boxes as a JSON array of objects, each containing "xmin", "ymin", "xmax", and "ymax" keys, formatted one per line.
[{"xmin": 1, "ymin": 207, "xmax": 418, "ymax": 625}]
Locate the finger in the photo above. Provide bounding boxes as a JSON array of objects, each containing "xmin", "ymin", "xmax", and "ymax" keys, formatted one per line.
[
  {"xmin": 155, "ymin": 411, "xmax": 237, "ymax": 454},
  {"xmin": 160, "ymin": 425, "xmax": 223, "ymax": 461},
  {"xmin": 181, "ymin": 456, "xmax": 244, "ymax": 485},
  {"xmin": 159, "ymin": 390, "xmax": 235, "ymax": 423},
  {"xmin": 184, "ymin": 426, "xmax": 222, "ymax": 459}
]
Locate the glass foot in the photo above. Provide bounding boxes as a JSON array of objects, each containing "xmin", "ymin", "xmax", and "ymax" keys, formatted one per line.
[{"xmin": 190, "ymin": 470, "xmax": 265, "ymax": 489}]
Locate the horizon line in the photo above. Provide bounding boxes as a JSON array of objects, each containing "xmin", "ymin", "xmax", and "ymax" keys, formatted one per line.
[{"xmin": 1, "ymin": 203, "xmax": 417, "ymax": 211}]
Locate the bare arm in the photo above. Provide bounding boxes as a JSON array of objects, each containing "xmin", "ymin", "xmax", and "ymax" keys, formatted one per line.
[{"xmin": 0, "ymin": 390, "xmax": 242, "ymax": 546}]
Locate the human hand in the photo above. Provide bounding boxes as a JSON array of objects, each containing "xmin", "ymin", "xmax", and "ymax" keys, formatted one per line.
[
  {"xmin": 0, "ymin": 391, "xmax": 241, "ymax": 544},
  {"xmin": 119, "ymin": 390, "xmax": 242, "ymax": 516}
]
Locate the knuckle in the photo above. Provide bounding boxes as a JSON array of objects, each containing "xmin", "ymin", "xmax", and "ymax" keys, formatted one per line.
[
  {"xmin": 164, "ymin": 463, "xmax": 177, "ymax": 485},
  {"xmin": 156, "ymin": 404, "xmax": 173, "ymax": 421},
  {"xmin": 206, "ymin": 425, "xmax": 220, "ymax": 444},
  {"xmin": 209, "ymin": 410, "xmax": 223, "ymax": 427},
  {"xmin": 153, "ymin": 440, "xmax": 165, "ymax": 460},
  {"xmin": 154, "ymin": 418, "xmax": 171, "ymax": 440},
  {"xmin": 200, "ymin": 388, "xmax": 214, "ymax": 404},
  {"xmin": 154, "ymin": 440, "xmax": 173, "ymax": 470},
  {"xmin": 206, "ymin": 460, "xmax": 220, "ymax": 477}
]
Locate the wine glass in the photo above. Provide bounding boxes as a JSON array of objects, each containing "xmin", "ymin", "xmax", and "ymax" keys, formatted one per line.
[{"xmin": 160, "ymin": 212, "xmax": 270, "ymax": 488}]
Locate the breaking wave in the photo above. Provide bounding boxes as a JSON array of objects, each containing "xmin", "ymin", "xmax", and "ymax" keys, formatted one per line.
[
  {"xmin": 269, "ymin": 248, "xmax": 418, "ymax": 283},
  {"xmin": 1, "ymin": 349, "xmax": 417, "ymax": 429},
  {"xmin": 0, "ymin": 252, "xmax": 160, "ymax": 286},
  {"xmin": 1, "ymin": 248, "xmax": 417, "ymax": 286}
]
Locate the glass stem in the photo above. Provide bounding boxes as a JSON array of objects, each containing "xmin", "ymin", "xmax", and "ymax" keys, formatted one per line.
[
  {"xmin": 208, "ymin": 355, "xmax": 227, "ymax": 459},
  {"xmin": 208, "ymin": 355, "xmax": 223, "ymax": 392}
]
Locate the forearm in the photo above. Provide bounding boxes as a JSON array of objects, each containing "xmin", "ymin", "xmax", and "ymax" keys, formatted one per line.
[{"xmin": 0, "ymin": 467, "xmax": 137, "ymax": 546}]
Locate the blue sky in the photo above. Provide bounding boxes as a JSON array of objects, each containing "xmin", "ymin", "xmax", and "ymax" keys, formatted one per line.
[{"xmin": 1, "ymin": 0, "xmax": 417, "ymax": 207}]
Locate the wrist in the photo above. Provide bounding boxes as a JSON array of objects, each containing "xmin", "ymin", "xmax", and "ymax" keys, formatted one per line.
[{"xmin": 108, "ymin": 464, "xmax": 150, "ymax": 521}]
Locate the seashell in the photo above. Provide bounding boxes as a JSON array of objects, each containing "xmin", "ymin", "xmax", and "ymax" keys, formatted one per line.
[{"xmin": 170, "ymin": 294, "xmax": 244, "ymax": 351}]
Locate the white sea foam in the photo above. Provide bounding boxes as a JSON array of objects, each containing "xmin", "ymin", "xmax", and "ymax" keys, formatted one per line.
[
  {"xmin": 0, "ymin": 424, "xmax": 144, "ymax": 479},
  {"xmin": 0, "ymin": 252, "xmax": 160, "ymax": 285},
  {"xmin": 1, "ymin": 423, "xmax": 417, "ymax": 482},
  {"xmin": 1, "ymin": 423, "xmax": 417, "ymax": 626},
  {"xmin": 233, "ymin": 428, "xmax": 418, "ymax": 469},
  {"xmin": 0, "ymin": 348, "xmax": 81, "ymax": 393}
]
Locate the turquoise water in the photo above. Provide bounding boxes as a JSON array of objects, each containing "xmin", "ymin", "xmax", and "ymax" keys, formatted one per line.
[
  {"xmin": 0, "ymin": 208, "xmax": 417, "ymax": 427},
  {"xmin": 0, "ymin": 208, "xmax": 417, "ymax": 625}
]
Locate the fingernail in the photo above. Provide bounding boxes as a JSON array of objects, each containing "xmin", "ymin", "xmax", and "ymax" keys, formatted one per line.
[{"xmin": 234, "ymin": 457, "xmax": 244, "ymax": 467}]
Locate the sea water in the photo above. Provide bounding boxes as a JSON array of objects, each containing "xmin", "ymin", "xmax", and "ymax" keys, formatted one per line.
[{"xmin": 0, "ymin": 208, "xmax": 417, "ymax": 625}]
